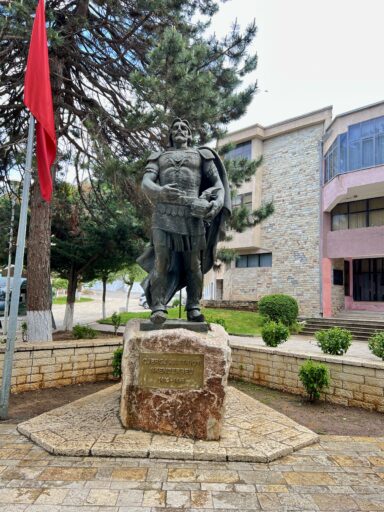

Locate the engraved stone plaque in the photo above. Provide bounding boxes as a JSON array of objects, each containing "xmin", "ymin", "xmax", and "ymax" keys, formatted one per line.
[{"xmin": 139, "ymin": 352, "xmax": 204, "ymax": 389}]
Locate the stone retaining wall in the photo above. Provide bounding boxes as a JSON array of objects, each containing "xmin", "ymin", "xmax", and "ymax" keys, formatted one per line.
[
  {"xmin": 230, "ymin": 342, "xmax": 384, "ymax": 412},
  {"xmin": 201, "ymin": 300, "xmax": 258, "ymax": 311},
  {"xmin": 0, "ymin": 338, "xmax": 122, "ymax": 393},
  {"xmin": 3, "ymin": 338, "xmax": 384, "ymax": 414}
]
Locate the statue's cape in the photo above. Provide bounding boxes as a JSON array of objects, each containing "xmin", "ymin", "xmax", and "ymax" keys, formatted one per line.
[{"xmin": 137, "ymin": 147, "xmax": 231, "ymax": 308}]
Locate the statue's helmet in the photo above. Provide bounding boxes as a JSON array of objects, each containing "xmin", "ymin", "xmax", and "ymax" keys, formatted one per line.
[{"xmin": 168, "ymin": 118, "xmax": 193, "ymax": 147}]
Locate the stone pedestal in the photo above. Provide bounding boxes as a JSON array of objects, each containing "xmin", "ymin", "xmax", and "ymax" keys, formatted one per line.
[{"xmin": 119, "ymin": 319, "xmax": 231, "ymax": 440}]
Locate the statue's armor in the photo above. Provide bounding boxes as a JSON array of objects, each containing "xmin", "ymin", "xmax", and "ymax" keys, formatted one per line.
[{"xmin": 145, "ymin": 147, "xmax": 216, "ymax": 237}]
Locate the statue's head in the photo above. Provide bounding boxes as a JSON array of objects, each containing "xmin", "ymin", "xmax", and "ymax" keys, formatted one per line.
[{"xmin": 168, "ymin": 118, "xmax": 192, "ymax": 147}]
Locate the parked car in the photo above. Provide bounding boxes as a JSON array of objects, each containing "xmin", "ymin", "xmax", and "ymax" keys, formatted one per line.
[
  {"xmin": 0, "ymin": 277, "xmax": 27, "ymax": 316},
  {"xmin": 139, "ymin": 293, "xmax": 149, "ymax": 309}
]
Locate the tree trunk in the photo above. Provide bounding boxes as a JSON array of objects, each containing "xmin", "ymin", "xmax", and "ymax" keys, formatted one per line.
[
  {"xmin": 102, "ymin": 276, "xmax": 107, "ymax": 319},
  {"xmin": 27, "ymin": 183, "xmax": 52, "ymax": 342},
  {"xmin": 125, "ymin": 282, "xmax": 133, "ymax": 312},
  {"xmin": 63, "ymin": 265, "xmax": 77, "ymax": 331}
]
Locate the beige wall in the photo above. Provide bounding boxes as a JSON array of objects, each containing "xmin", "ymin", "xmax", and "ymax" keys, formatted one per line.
[
  {"xmin": 0, "ymin": 339, "xmax": 121, "ymax": 393},
  {"xmin": 230, "ymin": 343, "xmax": 384, "ymax": 412}
]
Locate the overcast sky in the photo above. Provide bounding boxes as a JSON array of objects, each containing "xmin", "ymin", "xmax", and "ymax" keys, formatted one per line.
[{"xmin": 211, "ymin": 0, "xmax": 384, "ymax": 132}]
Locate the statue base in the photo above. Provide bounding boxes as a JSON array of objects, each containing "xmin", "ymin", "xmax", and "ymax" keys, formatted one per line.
[
  {"xmin": 120, "ymin": 319, "xmax": 231, "ymax": 440},
  {"xmin": 140, "ymin": 319, "xmax": 209, "ymax": 333}
]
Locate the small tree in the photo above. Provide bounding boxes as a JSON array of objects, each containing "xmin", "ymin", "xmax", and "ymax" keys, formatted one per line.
[
  {"xmin": 299, "ymin": 360, "xmax": 330, "ymax": 402},
  {"xmin": 118, "ymin": 264, "xmax": 147, "ymax": 312}
]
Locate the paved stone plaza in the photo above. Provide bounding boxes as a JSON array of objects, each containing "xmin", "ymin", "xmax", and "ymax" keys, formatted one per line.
[{"xmin": 1, "ymin": 423, "xmax": 384, "ymax": 511}]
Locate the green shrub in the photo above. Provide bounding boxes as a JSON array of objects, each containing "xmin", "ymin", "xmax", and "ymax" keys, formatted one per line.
[
  {"xmin": 111, "ymin": 312, "xmax": 122, "ymax": 335},
  {"xmin": 289, "ymin": 320, "xmax": 305, "ymax": 334},
  {"xmin": 172, "ymin": 298, "xmax": 181, "ymax": 307},
  {"xmin": 72, "ymin": 324, "xmax": 97, "ymax": 339},
  {"xmin": 112, "ymin": 347, "xmax": 123, "ymax": 378},
  {"xmin": 261, "ymin": 320, "xmax": 289, "ymax": 347},
  {"xmin": 315, "ymin": 327, "xmax": 352, "ymax": 355},
  {"xmin": 299, "ymin": 359, "xmax": 330, "ymax": 402},
  {"xmin": 207, "ymin": 317, "xmax": 227, "ymax": 330},
  {"xmin": 368, "ymin": 331, "xmax": 384, "ymax": 360},
  {"xmin": 258, "ymin": 294, "xmax": 299, "ymax": 326}
]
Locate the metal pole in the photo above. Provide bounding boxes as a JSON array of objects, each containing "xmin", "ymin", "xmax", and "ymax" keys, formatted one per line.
[
  {"xmin": 178, "ymin": 289, "xmax": 182, "ymax": 319},
  {"xmin": 3, "ymin": 198, "xmax": 16, "ymax": 335},
  {"xmin": 0, "ymin": 114, "xmax": 34, "ymax": 420}
]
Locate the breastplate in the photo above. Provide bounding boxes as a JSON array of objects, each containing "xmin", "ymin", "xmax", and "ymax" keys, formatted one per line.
[{"xmin": 158, "ymin": 149, "xmax": 202, "ymax": 199}]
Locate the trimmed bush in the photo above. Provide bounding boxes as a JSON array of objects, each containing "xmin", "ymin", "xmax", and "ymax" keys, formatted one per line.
[
  {"xmin": 315, "ymin": 327, "xmax": 352, "ymax": 355},
  {"xmin": 112, "ymin": 347, "xmax": 123, "ymax": 378},
  {"xmin": 258, "ymin": 294, "xmax": 299, "ymax": 326},
  {"xmin": 299, "ymin": 359, "xmax": 330, "ymax": 402},
  {"xmin": 368, "ymin": 331, "xmax": 384, "ymax": 360},
  {"xmin": 261, "ymin": 320, "xmax": 289, "ymax": 347},
  {"xmin": 72, "ymin": 324, "xmax": 96, "ymax": 339},
  {"xmin": 111, "ymin": 312, "xmax": 122, "ymax": 335}
]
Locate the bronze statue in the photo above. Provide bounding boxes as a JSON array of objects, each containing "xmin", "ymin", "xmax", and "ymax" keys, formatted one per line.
[{"xmin": 137, "ymin": 119, "xmax": 231, "ymax": 324}]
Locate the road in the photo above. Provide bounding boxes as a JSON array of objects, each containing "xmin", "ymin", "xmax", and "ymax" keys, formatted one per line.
[{"xmin": 52, "ymin": 290, "xmax": 145, "ymax": 330}]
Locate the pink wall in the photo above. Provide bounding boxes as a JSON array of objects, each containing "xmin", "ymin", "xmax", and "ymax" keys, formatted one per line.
[
  {"xmin": 322, "ymin": 258, "xmax": 332, "ymax": 317},
  {"xmin": 323, "ymin": 166, "xmax": 384, "ymax": 212},
  {"xmin": 325, "ymin": 226, "xmax": 384, "ymax": 259}
]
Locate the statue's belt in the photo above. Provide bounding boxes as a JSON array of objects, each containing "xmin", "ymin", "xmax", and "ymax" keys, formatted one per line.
[{"xmin": 155, "ymin": 202, "xmax": 191, "ymax": 217}]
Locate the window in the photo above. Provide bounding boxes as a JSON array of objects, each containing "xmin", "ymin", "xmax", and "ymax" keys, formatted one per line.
[
  {"xmin": 235, "ymin": 253, "xmax": 272, "ymax": 268},
  {"xmin": 233, "ymin": 192, "xmax": 252, "ymax": 211},
  {"xmin": 353, "ymin": 258, "xmax": 384, "ymax": 301},
  {"xmin": 226, "ymin": 140, "xmax": 252, "ymax": 160},
  {"xmin": 324, "ymin": 115, "xmax": 384, "ymax": 182},
  {"xmin": 331, "ymin": 197, "xmax": 384, "ymax": 230}
]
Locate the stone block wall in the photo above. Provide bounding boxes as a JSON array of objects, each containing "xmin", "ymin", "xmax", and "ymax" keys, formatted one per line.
[
  {"xmin": 223, "ymin": 267, "xmax": 272, "ymax": 301},
  {"xmin": 331, "ymin": 258, "xmax": 345, "ymax": 315},
  {"xmin": 201, "ymin": 300, "xmax": 258, "ymax": 311},
  {"xmin": 260, "ymin": 124, "xmax": 323, "ymax": 317},
  {"xmin": 230, "ymin": 343, "xmax": 384, "ymax": 412},
  {"xmin": 0, "ymin": 339, "xmax": 121, "ymax": 393}
]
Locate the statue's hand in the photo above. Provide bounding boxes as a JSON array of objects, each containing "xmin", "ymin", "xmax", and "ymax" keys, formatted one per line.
[
  {"xmin": 204, "ymin": 200, "xmax": 223, "ymax": 220},
  {"xmin": 160, "ymin": 183, "xmax": 185, "ymax": 201}
]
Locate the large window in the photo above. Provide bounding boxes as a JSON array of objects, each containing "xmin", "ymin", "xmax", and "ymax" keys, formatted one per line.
[
  {"xmin": 235, "ymin": 253, "xmax": 272, "ymax": 268},
  {"xmin": 232, "ymin": 192, "xmax": 252, "ymax": 210},
  {"xmin": 331, "ymin": 197, "xmax": 384, "ymax": 230},
  {"xmin": 324, "ymin": 115, "xmax": 384, "ymax": 182},
  {"xmin": 226, "ymin": 140, "xmax": 252, "ymax": 160},
  {"xmin": 353, "ymin": 258, "xmax": 384, "ymax": 302}
]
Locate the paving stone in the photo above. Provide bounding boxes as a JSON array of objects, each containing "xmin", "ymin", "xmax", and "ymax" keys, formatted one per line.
[
  {"xmin": 34, "ymin": 489, "xmax": 68, "ymax": 505},
  {"xmin": 142, "ymin": 490, "xmax": 166, "ymax": 507},
  {"xmin": 165, "ymin": 490, "xmax": 190, "ymax": 508},
  {"xmin": 312, "ymin": 493, "xmax": 359, "ymax": 510},
  {"xmin": 212, "ymin": 491, "xmax": 260, "ymax": 510},
  {"xmin": 85, "ymin": 489, "xmax": 119, "ymax": 506},
  {"xmin": 190, "ymin": 490, "xmax": 213, "ymax": 508},
  {"xmin": 115, "ymin": 490, "xmax": 144, "ymax": 507},
  {"xmin": 283, "ymin": 471, "xmax": 337, "ymax": 486}
]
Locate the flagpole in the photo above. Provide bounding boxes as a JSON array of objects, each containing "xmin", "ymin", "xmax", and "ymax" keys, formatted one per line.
[
  {"xmin": 0, "ymin": 114, "xmax": 35, "ymax": 420},
  {"xmin": 3, "ymin": 197, "xmax": 16, "ymax": 335}
]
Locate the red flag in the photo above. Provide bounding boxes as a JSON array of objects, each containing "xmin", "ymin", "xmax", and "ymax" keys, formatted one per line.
[{"xmin": 23, "ymin": 0, "xmax": 56, "ymax": 202}]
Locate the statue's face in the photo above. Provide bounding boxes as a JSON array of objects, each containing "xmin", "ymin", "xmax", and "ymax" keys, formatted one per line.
[{"xmin": 171, "ymin": 121, "xmax": 190, "ymax": 146}]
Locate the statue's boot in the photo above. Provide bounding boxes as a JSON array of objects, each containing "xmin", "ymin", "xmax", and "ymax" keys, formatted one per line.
[
  {"xmin": 150, "ymin": 310, "xmax": 167, "ymax": 324},
  {"xmin": 187, "ymin": 308, "xmax": 205, "ymax": 323}
]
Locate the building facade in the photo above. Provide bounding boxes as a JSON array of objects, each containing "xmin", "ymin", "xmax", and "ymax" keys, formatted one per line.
[{"xmin": 204, "ymin": 102, "xmax": 384, "ymax": 317}]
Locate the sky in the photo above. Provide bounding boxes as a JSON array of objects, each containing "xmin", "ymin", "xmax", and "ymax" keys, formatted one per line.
[{"xmin": 211, "ymin": 0, "xmax": 384, "ymax": 132}]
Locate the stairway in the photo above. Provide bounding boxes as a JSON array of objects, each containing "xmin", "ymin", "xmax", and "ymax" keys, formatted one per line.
[{"xmin": 299, "ymin": 312, "xmax": 384, "ymax": 342}]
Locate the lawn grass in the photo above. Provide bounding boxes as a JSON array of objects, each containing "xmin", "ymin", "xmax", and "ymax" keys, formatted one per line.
[
  {"xmin": 52, "ymin": 297, "xmax": 94, "ymax": 305},
  {"xmin": 100, "ymin": 307, "xmax": 263, "ymax": 336}
]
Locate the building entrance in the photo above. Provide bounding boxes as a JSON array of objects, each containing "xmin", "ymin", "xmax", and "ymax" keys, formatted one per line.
[{"xmin": 353, "ymin": 258, "xmax": 384, "ymax": 302}]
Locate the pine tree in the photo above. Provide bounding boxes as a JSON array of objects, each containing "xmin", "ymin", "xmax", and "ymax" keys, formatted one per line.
[{"xmin": 1, "ymin": 0, "xmax": 259, "ymax": 339}]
